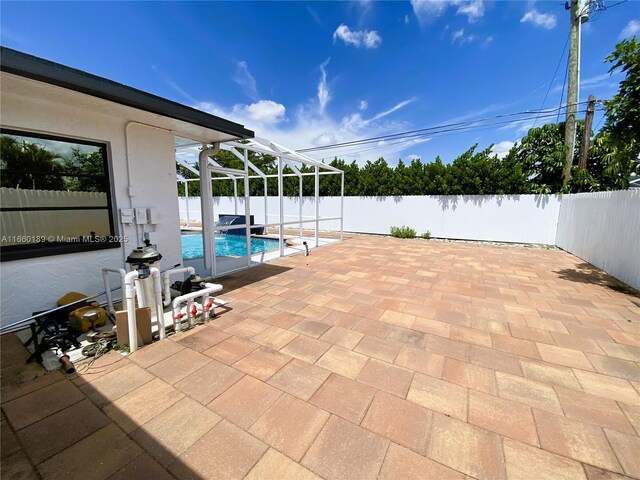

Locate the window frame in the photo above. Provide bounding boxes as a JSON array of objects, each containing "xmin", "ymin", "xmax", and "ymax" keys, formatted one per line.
[{"xmin": 0, "ymin": 128, "xmax": 119, "ymax": 261}]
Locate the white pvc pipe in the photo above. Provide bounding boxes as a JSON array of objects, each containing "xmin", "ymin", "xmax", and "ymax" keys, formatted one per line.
[
  {"xmin": 124, "ymin": 268, "xmax": 166, "ymax": 353},
  {"xmin": 149, "ymin": 267, "xmax": 166, "ymax": 340},
  {"xmin": 124, "ymin": 270, "xmax": 140, "ymax": 352},
  {"xmin": 172, "ymin": 283, "xmax": 223, "ymax": 331},
  {"xmin": 162, "ymin": 266, "xmax": 196, "ymax": 307},
  {"xmin": 102, "ymin": 267, "xmax": 126, "ymax": 316}
]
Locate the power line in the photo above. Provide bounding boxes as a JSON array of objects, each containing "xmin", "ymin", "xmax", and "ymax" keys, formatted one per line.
[
  {"xmin": 311, "ymin": 109, "xmax": 588, "ymax": 158},
  {"xmin": 534, "ymin": 32, "xmax": 571, "ymax": 128},
  {"xmin": 299, "ymin": 103, "xmax": 591, "ymax": 154},
  {"xmin": 557, "ymin": 56, "xmax": 570, "ymax": 123}
]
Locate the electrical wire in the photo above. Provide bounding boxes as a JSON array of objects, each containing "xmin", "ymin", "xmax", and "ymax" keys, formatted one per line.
[
  {"xmin": 314, "ymin": 109, "xmax": 588, "ymax": 158},
  {"xmin": 534, "ymin": 32, "xmax": 571, "ymax": 128},
  {"xmin": 300, "ymin": 103, "xmax": 591, "ymax": 155},
  {"xmin": 557, "ymin": 57, "xmax": 570, "ymax": 123}
]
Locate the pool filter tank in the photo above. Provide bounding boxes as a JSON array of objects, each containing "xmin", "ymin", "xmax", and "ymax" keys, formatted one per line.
[{"xmin": 126, "ymin": 240, "xmax": 163, "ymax": 309}]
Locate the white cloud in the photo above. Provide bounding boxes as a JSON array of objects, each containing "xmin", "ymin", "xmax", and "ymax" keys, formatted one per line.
[
  {"xmin": 359, "ymin": 100, "xmax": 368, "ymax": 111},
  {"xmin": 451, "ymin": 28, "xmax": 476, "ymax": 45},
  {"xmin": 404, "ymin": 14, "xmax": 410, "ymax": 24},
  {"xmin": 191, "ymin": 94, "xmax": 420, "ymax": 166},
  {"xmin": 232, "ymin": 61, "xmax": 259, "ymax": 100},
  {"xmin": 318, "ymin": 58, "xmax": 331, "ymax": 114},
  {"xmin": 233, "ymin": 100, "xmax": 286, "ymax": 124},
  {"xmin": 491, "ymin": 140, "xmax": 515, "ymax": 159},
  {"xmin": 411, "ymin": 0, "xmax": 485, "ymax": 25},
  {"xmin": 620, "ymin": 20, "xmax": 640, "ymax": 39},
  {"xmin": 406, "ymin": 154, "xmax": 421, "ymax": 161},
  {"xmin": 333, "ymin": 24, "xmax": 382, "ymax": 49},
  {"xmin": 456, "ymin": 0, "xmax": 484, "ymax": 23},
  {"xmin": 520, "ymin": 9, "xmax": 557, "ymax": 30}
]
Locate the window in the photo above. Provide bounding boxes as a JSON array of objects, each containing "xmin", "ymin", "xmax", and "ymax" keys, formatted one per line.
[{"xmin": 0, "ymin": 129, "xmax": 118, "ymax": 261}]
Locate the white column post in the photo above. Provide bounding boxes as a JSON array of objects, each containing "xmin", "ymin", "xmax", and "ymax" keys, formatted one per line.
[
  {"xmin": 278, "ymin": 157, "xmax": 285, "ymax": 257},
  {"xmin": 184, "ymin": 180, "xmax": 190, "ymax": 228},
  {"xmin": 340, "ymin": 172, "xmax": 344, "ymax": 241},
  {"xmin": 263, "ymin": 178, "xmax": 268, "ymax": 233},
  {"xmin": 244, "ymin": 149, "xmax": 251, "ymax": 267},
  {"xmin": 299, "ymin": 175, "xmax": 303, "ymax": 237},
  {"xmin": 314, "ymin": 166, "xmax": 319, "ymax": 248},
  {"xmin": 233, "ymin": 178, "xmax": 238, "ymax": 215},
  {"xmin": 199, "ymin": 145, "xmax": 215, "ymax": 276}
]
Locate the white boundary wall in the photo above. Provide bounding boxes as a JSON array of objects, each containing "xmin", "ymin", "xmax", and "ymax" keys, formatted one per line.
[
  {"xmin": 555, "ymin": 190, "xmax": 640, "ymax": 290},
  {"xmin": 180, "ymin": 195, "xmax": 562, "ymax": 245}
]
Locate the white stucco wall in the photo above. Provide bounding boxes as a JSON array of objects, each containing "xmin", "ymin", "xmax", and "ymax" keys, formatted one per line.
[
  {"xmin": 1, "ymin": 75, "xmax": 182, "ymax": 327},
  {"xmin": 179, "ymin": 194, "xmax": 562, "ymax": 245},
  {"xmin": 555, "ymin": 190, "xmax": 640, "ymax": 290}
]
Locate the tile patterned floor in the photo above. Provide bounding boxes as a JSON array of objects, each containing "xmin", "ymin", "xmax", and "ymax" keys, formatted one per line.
[{"xmin": 2, "ymin": 235, "xmax": 639, "ymax": 479}]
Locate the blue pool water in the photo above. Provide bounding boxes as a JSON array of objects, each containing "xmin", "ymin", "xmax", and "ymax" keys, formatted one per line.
[{"xmin": 181, "ymin": 233, "xmax": 280, "ymax": 259}]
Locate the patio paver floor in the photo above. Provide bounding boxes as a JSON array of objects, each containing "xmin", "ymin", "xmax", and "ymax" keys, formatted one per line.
[{"xmin": 1, "ymin": 234, "xmax": 639, "ymax": 479}]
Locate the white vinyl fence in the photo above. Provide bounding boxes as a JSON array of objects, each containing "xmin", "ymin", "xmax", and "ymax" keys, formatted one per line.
[
  {"xmin": 556, "ymin": 190, "xmax": 640, "ymax": 290},
  {"xmin": 1, "ymin": 187, "xmax": 110, "ymax": 244},
  {"xmin": 179, "ymin": 195, "xmax": 562, "ymax": 245}
]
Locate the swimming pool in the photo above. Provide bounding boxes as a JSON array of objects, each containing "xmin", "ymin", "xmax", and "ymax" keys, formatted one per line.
[{"xmin": 181, "ymin": 233, "xmax": 281, "ymax": 259}]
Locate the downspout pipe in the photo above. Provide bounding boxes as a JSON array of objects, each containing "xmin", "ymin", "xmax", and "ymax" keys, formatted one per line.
[
  {"xmin": 162, "ymin": 266, "xmax": 196, "ymax": 307},
  {"xmin": 102, "ymin": 267, "xmax": 126, "ymax": 316}
]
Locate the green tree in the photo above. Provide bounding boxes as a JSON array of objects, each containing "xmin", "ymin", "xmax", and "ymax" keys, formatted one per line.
[
  {"xmin": 359, "ymin": 158, "xmax": 394, "ymax": 196},
  {"xmin": 423, "ymin": 156, "xmax": 449, "ymax": 195},
  {"xmin": 62, "ymin": 147, "xmax": 107, "ymax": 192},
  {"xmin": 0, "ymin": 135, "xmax": 65, "ymax": 190},
  {"xmin": 603, "ymin": 37, "xmax": 640, "ymax": 163}
]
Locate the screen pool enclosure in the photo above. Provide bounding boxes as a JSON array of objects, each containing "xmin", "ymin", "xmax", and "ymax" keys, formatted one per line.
[{"xmin": 176, "ymin": 137, "xmax": 344, "ymax": 277}]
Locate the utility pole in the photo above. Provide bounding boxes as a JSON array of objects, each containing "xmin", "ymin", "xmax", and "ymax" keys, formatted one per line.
[
  {"xmin": 562, "ymin": 0, "xmax": 584, "ymax": 188},
  {"xmin": 578, "ymin": 95, "xmax": 596, "ymax": 170}
]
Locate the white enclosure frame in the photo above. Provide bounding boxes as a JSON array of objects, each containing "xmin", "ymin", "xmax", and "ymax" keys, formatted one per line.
[{"xmin": 178, "ymin": 138, "xmax": 344, "ymax": 277}]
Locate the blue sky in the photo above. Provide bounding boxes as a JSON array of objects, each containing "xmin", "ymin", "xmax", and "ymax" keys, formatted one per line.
[{"xmin": 1, "ymin": 1, "xmax": 637, "ymax": 165}]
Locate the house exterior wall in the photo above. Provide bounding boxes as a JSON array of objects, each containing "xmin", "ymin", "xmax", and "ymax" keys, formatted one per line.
[
  {"xmin": 179, "ymin": 194, "xmax": 562, "ymax": 245},
  {"xmin": 1, "ymin": 75, "xmax": 182, "ymax": 327},
  {"xmin": 555, "ymin": 190, "xmax": 640, "ymax": 290}
]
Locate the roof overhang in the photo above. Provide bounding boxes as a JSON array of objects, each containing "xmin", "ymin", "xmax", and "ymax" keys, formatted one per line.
[{"xmin": 0, "ymin": 47, "xmax": 254, "ymax": 141}]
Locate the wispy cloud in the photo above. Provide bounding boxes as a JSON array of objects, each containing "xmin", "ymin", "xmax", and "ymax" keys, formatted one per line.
[
  {"xmin": 306, "ymin": 5, "xmax": 324, "ymax": 28},
  {"xmin": 404, "ymin": 14, "xmax": 410, "ymax": 24},
  {"xmin": 456, "ymin": 0, "xmax": 484, "ymax": 23},
  {"xmin": 359, "ymin": 100, "xmax": 368, "ymax": 111},
  {"xmin": 369, "ymin": 98, "xmax": 418, "ymax": 122},
  {"xmin": 151, "ymin": 65, "xmax": 199, "ymax": 104},
  {"xmin": 333, "ymin": 24, "xmax": 382, "ymax": 49},
  {"xmin": 580, "ymin": 73, "xmax": 610, "ymax": 88},
  {"xmin": 451, "ymin": 28, "xmax": 476, "ymax": 45},
  {"xmin": 520, "ymin": 9, "xmax": 557, "ymax": 30},
  {"xmin": 191, "ymin": 91, "xmax": 421, "ymax": 166},
  {"xmin": 411, "ymin": 0, "xmax": 485, "ymax": 25},
  {"xmin": 232, "ymin": 60, "xmax": 259, "ymax": 100},
  {"xmin": 318, "ymin": 58, "xmax": 331, "ymax": 114},
  {"xmin": 620, "ymin": 19, "xmax": 640, "ymax": 39}
]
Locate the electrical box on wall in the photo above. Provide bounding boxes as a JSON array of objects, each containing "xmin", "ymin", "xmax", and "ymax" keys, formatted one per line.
[
  {"xmin": 120, "ymin": 209, "xmax": 134, "ymax": 224},
  {"xmin": 148, "ymin": 208, "xmax": 160, "ymax": 224},
  {"xmin": 135, "ymin": 208, "xmax": 148, "ymax": 224}
]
